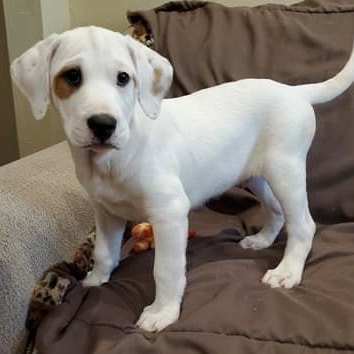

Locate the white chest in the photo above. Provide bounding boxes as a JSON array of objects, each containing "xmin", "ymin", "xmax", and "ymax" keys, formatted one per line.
[{"xmin": 79, "ymin": 163, "xmax": 143, "ymax": 221}]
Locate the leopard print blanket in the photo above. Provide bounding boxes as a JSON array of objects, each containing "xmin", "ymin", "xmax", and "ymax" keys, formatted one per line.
[
  {"xmin": 24, "ymin": 222, "xmax": 138, "ymax": 354},
  {"xmin": 24, "ymin": 231, "xmax": 96, "ymax": 353}
]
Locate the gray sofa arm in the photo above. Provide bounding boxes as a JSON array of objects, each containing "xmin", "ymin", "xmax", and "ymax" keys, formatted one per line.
[{"xmin": 0, "ymin": 142, "xmax": 94, "ymax": 354}]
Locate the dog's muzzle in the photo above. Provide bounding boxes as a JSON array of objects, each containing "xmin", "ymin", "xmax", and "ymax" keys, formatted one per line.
[{"xmin": 87, "ymin": 114, "xmax": 117, "ymax": 142}]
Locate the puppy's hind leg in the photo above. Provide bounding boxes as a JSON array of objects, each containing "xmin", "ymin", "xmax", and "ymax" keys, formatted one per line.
[
  {"xmin": 240, "ymin": 176, "xmax": 284, "ymax": 250},
  {"xmin": 262, "ymin": 157, "xmax": 315, "ymax": 289}
]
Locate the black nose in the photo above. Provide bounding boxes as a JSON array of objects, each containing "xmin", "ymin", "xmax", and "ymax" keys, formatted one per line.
[{"xmin": 87, "ymin": 114, "xmax": 117, "ymax": 142}]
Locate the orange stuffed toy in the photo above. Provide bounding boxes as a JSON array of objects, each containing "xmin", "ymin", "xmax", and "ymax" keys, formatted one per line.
[{"xmin": 131, "ymin": 223, "xmax": 197, "ymax": 253}]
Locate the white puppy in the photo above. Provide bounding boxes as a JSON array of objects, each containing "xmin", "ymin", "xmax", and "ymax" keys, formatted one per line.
[{"xmin": 11, "ymin": 26, "xmax": 354, "ymax": 332}]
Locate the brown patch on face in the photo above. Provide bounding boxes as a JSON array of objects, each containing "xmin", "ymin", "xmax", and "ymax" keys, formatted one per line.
[
  {"xmin": 152, "ymin": 67, "xmax": 163, "ymax": 96},
  {"xmin": 53, "ymin": 67, "xmax": 80, "ymax": 99}
]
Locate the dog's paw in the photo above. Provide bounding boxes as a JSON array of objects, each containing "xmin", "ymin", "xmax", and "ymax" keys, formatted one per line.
[
  {"xmin": 136, "ymin": 302, "xmax": 180, "ymax": 332},
  {"xmin": 82, "ymin": 271, "xmax": 109, "ymax": 287},
  {"xmin": 262, "ymin": 264, "xmax": 302, "ymax": 289},
  {"xmin": 240, "ymin": 233, "xmax": 273, "ymax": 250}
]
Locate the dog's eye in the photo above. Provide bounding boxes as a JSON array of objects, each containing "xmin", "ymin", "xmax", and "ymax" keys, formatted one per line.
[
  {"xmin": 61, "ymin": 68, "xmax": 82, "ymax": 87},
  {"xmin": 117, "ymin": 71, "xmax": 130, "ymax": 87}
]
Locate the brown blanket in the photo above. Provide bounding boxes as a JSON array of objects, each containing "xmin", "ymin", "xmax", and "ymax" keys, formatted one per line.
[{"xmin": 35, "ymin": 1, "xmax": 354, "ymax": 353}]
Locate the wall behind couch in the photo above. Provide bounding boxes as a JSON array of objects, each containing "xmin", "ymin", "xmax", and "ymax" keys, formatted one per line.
[
  {"xmin": 3, "ymin": 0, "xmax": 69, "ymax": 161},
  {"xmin": 4, "ymin": 0, "xmax": 297, "ymax": 161}
]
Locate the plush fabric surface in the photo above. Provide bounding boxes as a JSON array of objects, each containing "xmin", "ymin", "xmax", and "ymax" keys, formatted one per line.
[
  {"xmin": 0, "ymin": 142, "xmax": 94, "ymax": 354},
  {"xmin": 37, "ymin": 225, "xmax": 354, "ymax": 354},
  {"xmin": 35, "ymin": 0, "xmax": 354, "ymax": 353}
]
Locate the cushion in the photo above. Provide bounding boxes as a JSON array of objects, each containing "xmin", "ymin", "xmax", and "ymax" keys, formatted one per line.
[{"xmin": 36, "ymin": 223, "xmax": 354, "ymax": 354}]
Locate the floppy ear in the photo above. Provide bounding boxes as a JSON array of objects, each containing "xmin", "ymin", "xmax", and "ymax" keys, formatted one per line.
[
  {"xmin": 10, "ymin": 34, "xmax": 60, "ymax": 120},
  {"xmin": 126, "ymin": 35, "xmax": 173, "ymax": 119}
]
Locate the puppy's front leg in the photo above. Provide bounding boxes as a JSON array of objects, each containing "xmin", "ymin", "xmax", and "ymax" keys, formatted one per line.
[
  {"xmin": 83, "ymin": 204, "xmax": 126, "ymax": 287},
  {"xmin": 137, "ymin": 197, "xmax": 189, "ymax": 332}
]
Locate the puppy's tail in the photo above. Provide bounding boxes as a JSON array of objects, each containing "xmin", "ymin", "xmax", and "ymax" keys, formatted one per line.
[{"xmin": 295, "ymin": 40, "xmax": 354, "ymax": 105}]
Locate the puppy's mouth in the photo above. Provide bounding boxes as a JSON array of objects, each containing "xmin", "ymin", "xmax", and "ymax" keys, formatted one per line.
[{"xmin": 83, "ymin": 143, "xmax": 119, "ymax": 152}]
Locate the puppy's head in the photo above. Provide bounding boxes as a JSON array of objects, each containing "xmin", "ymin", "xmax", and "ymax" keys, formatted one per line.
[{"xmin": 11, "ymin": 26, "xmax": 173, "ymax": 151}]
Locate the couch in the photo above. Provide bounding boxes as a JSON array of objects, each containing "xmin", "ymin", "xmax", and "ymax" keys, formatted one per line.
[
  {"xmin": 2, "ymin": 0, "xmax": 354, "ymax": 353},
  {"xmin": 0, "ymin": 143, "xmax": 94, "ymax": 353}
]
